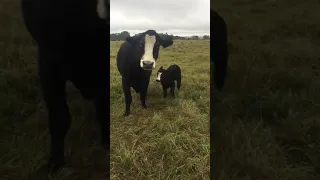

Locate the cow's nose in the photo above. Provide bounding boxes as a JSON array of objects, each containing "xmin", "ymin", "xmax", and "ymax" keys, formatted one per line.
[
  {"xmin": 142, "ymin": 61, "xmax": 154, "ymax": 70},
  {"xmin": 143, "ymin": 61, "xmax": 154, "ymax": 66}
]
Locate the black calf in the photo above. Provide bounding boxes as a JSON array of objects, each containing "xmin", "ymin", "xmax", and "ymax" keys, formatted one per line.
[{"xmin": 156, "ymin": 64, "xmax": 181, "ymax": 98}]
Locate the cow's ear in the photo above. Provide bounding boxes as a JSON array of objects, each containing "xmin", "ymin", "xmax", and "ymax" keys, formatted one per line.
[
  {"xmin": 160, "ymin": 66, "xmax": 163, "ymax": 70},
  {"xmin": 126, "ymin": 36, "xmax": 138, "ymax": 44},
  {"xmin": 160, "ymin": 39, "xmax": 173, "ymax": 48}
]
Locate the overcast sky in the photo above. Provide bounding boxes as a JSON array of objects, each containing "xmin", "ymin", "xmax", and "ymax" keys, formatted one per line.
[{"xmin": 110, "ymin": 0, "xmax": 210, "ymax": 37}]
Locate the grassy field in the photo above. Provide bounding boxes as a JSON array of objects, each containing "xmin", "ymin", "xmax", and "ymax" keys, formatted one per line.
[
  {"xmin": 110, "ymin": 40, "xmax": 210, "ymax": 179},
  {"xmin": 212, "ymin": 0, "xmax": 320, "ymax": 179}
]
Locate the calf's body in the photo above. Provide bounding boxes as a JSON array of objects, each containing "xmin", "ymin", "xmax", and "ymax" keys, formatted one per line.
[{"xmin": 156, "ymin": 64, "xmax": 181, "ymax": 98}]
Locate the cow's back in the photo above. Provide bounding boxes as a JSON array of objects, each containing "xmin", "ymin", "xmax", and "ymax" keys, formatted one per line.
[
  {"xmin": 21, "ymin": 0, "xmax": 109, "ymax": 97},
  {"xmin": 211, "ymin": 9, "xmax": 228, "ymax": 90},
  {"xmin": 21, "ymin": 0, "xmax": 105, "ymax": 50}
]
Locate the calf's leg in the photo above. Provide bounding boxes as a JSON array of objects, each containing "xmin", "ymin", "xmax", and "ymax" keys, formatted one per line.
[
  {"xmin": 170, "ymin": 82, "xmax": 175, "ymax": 98},
  {"xmin": 163, "ymin": 85, "xmax": 167, "ymax": 98}
]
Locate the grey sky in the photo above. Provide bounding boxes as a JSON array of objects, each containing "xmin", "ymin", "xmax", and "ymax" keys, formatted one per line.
[{"xmin": 110, "ymin": 0, "xmax": 210, "ymax": 37}]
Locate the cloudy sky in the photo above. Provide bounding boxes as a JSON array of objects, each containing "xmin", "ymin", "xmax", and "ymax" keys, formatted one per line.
[{"xmin": 110, "ymin": 0, "xmax": 210, "ymax": 37}]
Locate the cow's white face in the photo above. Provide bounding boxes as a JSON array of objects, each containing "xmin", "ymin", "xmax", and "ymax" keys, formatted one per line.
[
  {"xmin": 140, "ymin": 34, "xmax": 156, "ymax": 70},
  {"xmin": 156, "ymin": 72, "xmax": 162, "ymax": 82},
  {"xmin": 97, "ymin": 0, "xmax": 107, "ymax": 19}
]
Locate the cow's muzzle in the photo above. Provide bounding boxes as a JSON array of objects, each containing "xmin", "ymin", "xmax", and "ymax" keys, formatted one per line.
[{"xmin": 141, "ymin": 60, "xmax": 155, "ymax": 70}]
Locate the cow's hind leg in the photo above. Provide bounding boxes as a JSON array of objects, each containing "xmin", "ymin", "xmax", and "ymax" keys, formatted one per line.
[
  {"xmin": 122, "ymin": 78, "xmax": 132, "ymax": 116},
  {"xmin": 38, "ymin": 48, "xmax": 70, "ymax": 174}
]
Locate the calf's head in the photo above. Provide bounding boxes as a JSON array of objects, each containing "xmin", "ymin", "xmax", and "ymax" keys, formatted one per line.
[
  {"xmin": 126, "ymin": 30, "xmax": 173, "ymax": 70},
  {"xmin": 156, "ymin": 66, "xmax": 165, "ymax": 82}
]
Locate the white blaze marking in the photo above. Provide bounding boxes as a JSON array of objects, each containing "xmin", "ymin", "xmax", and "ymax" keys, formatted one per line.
[
  {"xmin": 156, "ymin": 72, "xmax": 162, "ymax": 81},
  {"xmin": 140, "ymin": 34, "xmax": 156, "ymax": 69},
  {"xmin": 97, "ymin": 0, "xmax": 107, "ymax": 19}
]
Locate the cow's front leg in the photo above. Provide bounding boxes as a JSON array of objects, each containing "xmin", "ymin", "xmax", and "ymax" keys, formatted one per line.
[
  {"xmin": 140, "ymin": 84, "xmax": 149, "ymax": 109},
  {"xmin": 40, "ymin": 72, "xmax": 69, "ymax": 174},
  {"xmin": 46, "ymin": 84, "xmax": 70, "ymax": 175},
  {"xmin": 38, "ymin": 48, "xmax": 70, "ymax": 175},
  {"xmin": 122, "ymin": 78, "xmax": 132, "ymax": 116},
  {"xmin": 140, "ymin": 90, "xmax": 148, "ymax": 108},
  {"xmin": 95, "ymin": 91, "xmax": 110, "ymax": 150},
  {"xmin": 139, "ymin": 77, "xmax": 150, "ymax": 108}
]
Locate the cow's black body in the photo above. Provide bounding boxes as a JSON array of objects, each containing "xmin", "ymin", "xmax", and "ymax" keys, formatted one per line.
[
  {"xmin": 211, "ymin": 9, "xmax": 228, "ymax": 91},
  {"xmin": 20, "ymin": 0, "xmax": 110, "ymax": 175},
  {"xmin": 156, "ymin": 64, "xmax": 181, "ymax": 98},
  {"xmin": 116, "ymin": 30, "xmax": 173, "ymax": 116}
]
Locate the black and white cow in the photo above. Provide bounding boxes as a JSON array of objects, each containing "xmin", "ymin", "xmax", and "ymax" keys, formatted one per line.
[
  {"xmin": 116, "ymin": 30, "xmax": 173, "ymax": 116},
  {"xmin": 20, "ymin": 0, "xmax": 109, "ymax": 175},
  {"xmin": 211, "ymin": 9, "xmax": 228, "ymax": 91}
]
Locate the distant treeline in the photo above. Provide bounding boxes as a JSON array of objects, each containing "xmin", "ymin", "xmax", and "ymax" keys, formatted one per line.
[{"xmin": 110, "ymin": 31, "xmax": 210, "ymax": 41}]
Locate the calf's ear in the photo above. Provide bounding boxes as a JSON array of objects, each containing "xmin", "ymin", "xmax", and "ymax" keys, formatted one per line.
[
  {"xmin": 126, "ymin": 36, "xmax": 138, "ymax": 45},
  {"xmin": 160, "ymin": 39, "xmax": 173, "ymax": 48}
]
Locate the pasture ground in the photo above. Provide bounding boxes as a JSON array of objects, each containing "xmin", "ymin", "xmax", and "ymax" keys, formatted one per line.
[
  {"xmin": 212, "ymin": 0, "xmax": 320, "ymax": 179},
  {"xmin": 110, "ymin": 40, "xmax": 210, "ymax": 179}
]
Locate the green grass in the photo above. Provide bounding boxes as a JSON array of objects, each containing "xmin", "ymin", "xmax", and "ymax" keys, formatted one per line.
[
  {"xmin": 110, "ymin": 40, "xmax": 210, "ymax": 179},
  {"xmin": 212, "ymin": 0, "xmax": 320, "ymax": 179}
]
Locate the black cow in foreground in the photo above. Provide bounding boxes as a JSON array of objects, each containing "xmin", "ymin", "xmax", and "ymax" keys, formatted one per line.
[
  {"xmin": 20, "ymin": 0, "xmax": 110, "ymax": 176},
  {"xmin": 211, "ymin": 9, "xmax": 228, "ymax": 91},
  {"xmin": 156, "ymin": 64, "xmax": 181, "ymax": 98},
  {"xmin": 117, "ymin": 30, "xmax": 174, "ymax": 116},
  {"xmin": 210, "ymin": 9, "xmax": 229, "ymax": 177}
]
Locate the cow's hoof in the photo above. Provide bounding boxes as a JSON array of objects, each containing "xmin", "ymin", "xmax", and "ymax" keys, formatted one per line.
[
  {"xmin": 47, "ymin": 157, "xmax": 65, "ymax": 178},
  {"xmin": 124, "ymin": 111, "xmax": 130, "ymax": 116},
  {"xmin": 141, "ymin": 104, "xmax": 147, "ymax": 109}
]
